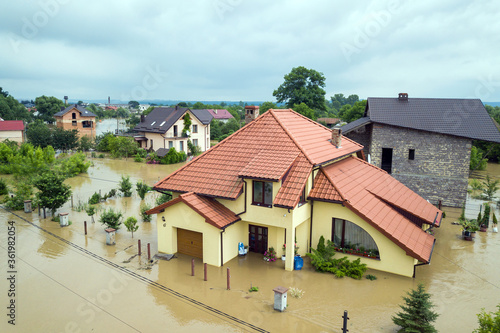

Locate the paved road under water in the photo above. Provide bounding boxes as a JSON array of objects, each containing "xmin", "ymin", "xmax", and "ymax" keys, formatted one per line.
[{"xmin": 1, "ymin": 158, "xmax": 499, "ymax": 332}]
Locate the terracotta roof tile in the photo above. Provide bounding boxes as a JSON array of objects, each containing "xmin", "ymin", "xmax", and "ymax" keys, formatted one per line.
[
  {"xmin": 154, "ymin": 109, "xmax": 362, "ymax": 206},
  {"xmin": 274, "ymin": 154, "xmax": 312, "ymax": 208},
  {"xmin": 146, "ymin": 192, "xmax": 240, "ymax": 229},
  {"xmin": 310, "ymin": 156, "xmax": 441, "ymax": 263}
]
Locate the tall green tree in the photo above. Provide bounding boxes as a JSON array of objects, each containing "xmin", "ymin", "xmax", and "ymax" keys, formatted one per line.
[
  {"xmin": 26, "ymin": 120, "xmax": 52, "ymax": 148},
  {"xmin": 35, "ymin": 95, "xmax": 64, "ymax": 124},
  {"xmin": 260, "ymin": 101, "xmax": 278, "ymax": 113},
  {"xmin": 52, "ymin": 127, "xmax": 79, "ymax": 152},
  {"xmin": 392, "ymin": 283, "xmax": 439, "ymax": 333},
  {"xmin": 338, "ymin": 100, "xmax": 367, "ymax": 123},
  {"xmin": 0, "ymin": 92, "xmax": 32, "ymax": 122},
  {"xmin": 33, "ymin": 172, "xmax": 72, "ymax": 216},
  {"xmin": 128, "ymin": 101, "xmax": 139, "ymax": 109},
  {"xmin": 273, "ymin": 66, "xmax": 327, "ymax": 111},
  {"xmin": 292, "ymin": 103, "xmax": 316, "ymax": 120}
]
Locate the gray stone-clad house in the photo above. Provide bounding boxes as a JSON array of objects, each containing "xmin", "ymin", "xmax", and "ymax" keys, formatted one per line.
[{"xmin": 341, "ymin": 93, "xmax": 500, "ymax": 207}]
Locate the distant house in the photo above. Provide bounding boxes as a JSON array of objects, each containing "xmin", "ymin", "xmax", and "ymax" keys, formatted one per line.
[
  {"xmin": 146, "ymin": 108, "xmax": 442, "ymax": 278},
  {"xmin": 317, "ymin": 118, "xmax": 340, "ymax": 128},
  {"xmin": 342, "ymin": 93, "xmax": 500, "ymax": 207},
  {"xmin": 133, "ymin": 106, "xmax": 213, "ymax": 154},
  {"xmin": 138, "ymin": 104, "xmax": 151, "ymax": 112},
  {"xmin": 54, "ymin": 104, "xmax": 97, "ymax": 138},
  {"xmin": 0, "ymin": 120, "xmax": 25, "ymax": 144},
  {"xmin": 207, "ymin": 109, "xmax": 234, "ymax": 123}
]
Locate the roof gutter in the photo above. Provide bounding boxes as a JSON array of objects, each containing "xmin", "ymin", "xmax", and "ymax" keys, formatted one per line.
[
  {"xmin": 314, "ymin": 150, "xmax": 363, "ymax": 168},
  {"xmin": 236, "ymin": 180, "xmax": 247, "ymax": 216},
  {"xmin": 412, "ymin": 238, "xmax": 436, "ymax": 278}
]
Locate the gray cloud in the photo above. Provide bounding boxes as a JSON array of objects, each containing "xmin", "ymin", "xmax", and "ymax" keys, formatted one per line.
[{"xmin": 1, "ymin": 0, "xmax": 499, "ymax": 102}]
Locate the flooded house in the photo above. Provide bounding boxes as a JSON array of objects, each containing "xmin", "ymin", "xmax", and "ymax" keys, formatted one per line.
[
  {"xmin": 133, "ymin": 106, "xmax": 213, "ymax": 154},
  {"xmin": 54, "ymin": 104, "xmax": 97, "ymax": 138},
  {"xmin": 342, "ymin": 93, "xmax": 500, "ymax": 207},
  {"xmin": 147, "ymin": 109, "xmax": 442, "ymax": 277}
]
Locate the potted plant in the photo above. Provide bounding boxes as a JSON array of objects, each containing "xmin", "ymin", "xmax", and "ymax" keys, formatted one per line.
[
  {"xmin": 263, "ymin": 247, "xmax": 277, "ymax": 262},
  {"xmin": 479, "ymin": 203, "xmax": 491, "ymax": 232},
  {"xmin": 282, "ymin": 244, "xmax": 286, "ymax": 260},
  {"xmin": 460, "ymin": 218, "xmax": 479, "ymax": 241}
]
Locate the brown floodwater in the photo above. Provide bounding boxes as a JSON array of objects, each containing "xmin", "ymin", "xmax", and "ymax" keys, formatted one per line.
[{"xmin": 1, "ymin": 158, "xmax": 499, "ymax": 332}]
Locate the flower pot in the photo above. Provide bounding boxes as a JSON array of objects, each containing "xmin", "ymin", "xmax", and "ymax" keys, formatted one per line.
[
  {"xmin": 493, "ymin": 225, "xmax": 498, "ymax": 233},
  {"xmin": 281, "ymin": 255, "xmax": 286, "ymax": 261},
  {"xmin": 480, "ymin": 225, "xmax": 488, "ymax": 232},
  {"xmin": 462, "ymin": 230, "xmax": 473, "ymax": 241}
]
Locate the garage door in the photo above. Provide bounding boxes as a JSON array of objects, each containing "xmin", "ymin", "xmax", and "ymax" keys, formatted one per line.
[{"xmin": 177, "ymin": 229, "xmax": 203, "ymax": 259}]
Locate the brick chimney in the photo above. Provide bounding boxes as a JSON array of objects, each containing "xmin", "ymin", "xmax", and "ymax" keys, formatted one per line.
[
  {"xmin": 331, "ymin": 128, "xmax": 342, "ymax": 148},
  {"xmin": 214, "ymin": 109, "xmax": 218, "ymax": 114},
  {"xmin": 245, "ymin": 105, "xmax": 260, "ymax": 124},
  {"xmin": 398, "ymin": 93, "xmax": 408, "ymax": 101}
]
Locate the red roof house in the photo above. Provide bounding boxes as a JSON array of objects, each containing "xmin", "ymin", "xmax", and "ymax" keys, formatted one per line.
[
  {"xmin": 0, "ymin": 120, "xmax": 25, "ymax": 144},
  {"xmin": 207, "ymin": 109, "xmax": 234, "ymax": 122},
  {"xmin": 148, "ymin": 109, "xmax": 441, "ymax": 277}
]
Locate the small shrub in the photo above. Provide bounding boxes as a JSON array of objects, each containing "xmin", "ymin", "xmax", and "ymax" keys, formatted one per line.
[
  {"xmin": 124, "ymin": 216, "xmax": 139, "ymax": 238},
  {"xmin": 156, "ymin": 192, "xmax": 172, "ymax": 206},
  {"xmin": 99, "ymin": 208, "xmax": 123, "ymax": 229},
  {"xmin": 88, "ymin": 192, "xmax": 101, "ymax": 205},
  {"xmin": 289, "ymin": 287, "xmax": 305, "ymax": 298},
  {"xmin": 0, "ymin": 178, "xmax": 8, "ymax": 195},
  {"xmin": 119, "ymin": 175, "xmax": 133, "ymax": 197},
  {"xmin": 134, "ymin": 155, "xmax": 143, "ymax": 163},
  {"xmin": 140, "ymin": 204, "xmax": 152, "ymax": 222},
  {"xmin": 85, "ymin": 205, "xmax": 96, "ymax": 223},
  {"xmin": 136, "ymin": 181, "xmax": 151, "ymax": 200},
  {"xmin": 474, "ymin": 304, "xmax": 500, "ymax": 332},
  {"xmin": 98, "ymin": 153, "xmax": 105, "ymax": 158},
  {"xmin": 366, "ymin": 274, "xmax": 377, "ymax": 281},
  {"xmin": 91, "ymin": 152, "xmax": 97, "ymax": 158},
  {"xmin": 249, "ymin": 286, "xmax": 259, "ymax": 292}
]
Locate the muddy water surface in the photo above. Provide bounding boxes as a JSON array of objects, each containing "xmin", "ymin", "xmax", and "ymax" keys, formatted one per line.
[{"xmin": 1, "ymin": 159, "xmax": 499, "ymax": 332}]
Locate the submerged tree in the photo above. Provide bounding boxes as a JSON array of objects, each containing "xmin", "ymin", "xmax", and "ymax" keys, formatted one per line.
[
  {"xmin": 33, "ymin": 172, "xmax": 72, "ymax": 216},
  {"xmin": 119, "ymin": 175, "xmax": 133, "ymax": 197},
  {"xmin": 392, "ymin": 283, "xmax": 439, "ymax": 333},
  {"xmin": 124, "ymin": 217, "xmax": 139, "ymax": 238},
  {"xmin": 136, "ymin": 181, "xmax": 151, "ymax": 200},
  {"xmin": 99, "ymin": 208, "xmax": 123, "ymax": 229}
]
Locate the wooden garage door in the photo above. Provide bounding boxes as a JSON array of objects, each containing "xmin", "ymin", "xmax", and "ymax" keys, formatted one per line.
[{"xmin": 177, "ymin": 229, "xmax": 203, "ymax": 259}]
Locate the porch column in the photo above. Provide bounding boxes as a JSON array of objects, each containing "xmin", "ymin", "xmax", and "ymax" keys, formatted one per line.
[{"xmin": 285, "ymin": 226, "xmax": 295, "ymax": 271}]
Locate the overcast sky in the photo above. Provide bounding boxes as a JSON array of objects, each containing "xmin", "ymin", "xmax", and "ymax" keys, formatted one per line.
[{"xmin": 1, "ymin": 0, "xmax": 499, "ymax": 103}]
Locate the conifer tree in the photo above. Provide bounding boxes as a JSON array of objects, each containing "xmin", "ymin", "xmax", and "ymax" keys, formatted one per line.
[{"xmin": 392, "ymin": 283, "xmax": 439, "ymax": 333}]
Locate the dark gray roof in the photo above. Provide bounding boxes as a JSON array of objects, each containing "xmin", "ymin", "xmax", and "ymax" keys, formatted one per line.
[
  {"xmin": 191, "ymin": 109, "xmax": 214, "ymax": 125},
  {"xmin": 54, "ymin": 104, "xmax": 97, "ymax": 117},
  {"xmin": 133, "ymin": 107, "xmax": 213, "ymax": 134},
  {"xmin": 341, "ymin": 117, "xmax": 372, "ymax": 133},
  {"xmin": 357, "ymin": 97, "xmax": 500, "ymax": 143},
  {"xmin": 156, "ymin": 148, "xmax": 169, "ymax": 157}
]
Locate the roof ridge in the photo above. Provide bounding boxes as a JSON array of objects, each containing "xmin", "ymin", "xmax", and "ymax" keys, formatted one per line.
[
  {"xmin": 269, "ymin": 109, "xmax": 315, "ymax": 165},
  {"xmin": 317, "ymin": 167, "xmax": 347, "ymax": 202}
]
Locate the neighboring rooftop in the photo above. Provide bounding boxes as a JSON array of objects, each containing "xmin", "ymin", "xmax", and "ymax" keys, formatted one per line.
[
  {"xmin": 154, "ymin": 109, "xmax": 363, "ymax": 207},
  {"xmin": 207, "ymin": 109, "xmax": 234, "ymax": 120},
  {"xmin": 308, "ymin": 155, "xmax": 441, "ymax": 263},
  {"xmin": 0, "ymin": 120, "xmax": 24, "ymax": 131},
  {"xmin": 134, "ymin": 107, "xmax": 213, "ymax": 134},
  {"xmin": 54, "ymin": 104, "xmax": 97, "ymax": 117},
  {"xmin": 342, "ymin": 95, "xmax": 500, "ymax": 143}
]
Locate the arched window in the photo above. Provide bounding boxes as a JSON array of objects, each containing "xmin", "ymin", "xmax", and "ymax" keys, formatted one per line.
[{"xmin": 332, "ymin": 218, "xmax": 379, "ymax": 258}]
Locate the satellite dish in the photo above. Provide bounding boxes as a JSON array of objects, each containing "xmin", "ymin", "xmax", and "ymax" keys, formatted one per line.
[{"xmin": 186, "ymin": 131, "xmax": 191, "ymax": 136}]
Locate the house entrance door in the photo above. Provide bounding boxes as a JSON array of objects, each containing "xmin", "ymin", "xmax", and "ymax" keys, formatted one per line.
[{"xmin": 249, "ymin": 225, "xmax": 268, "ymax": 254}]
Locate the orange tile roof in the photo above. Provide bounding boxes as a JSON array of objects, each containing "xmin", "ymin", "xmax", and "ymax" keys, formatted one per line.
[
  {"xmin": 274, "ymin": 154, "xmax": 312, "ymax": 208},
  {"xmin": 146, "ymin": 192, "xmax": 241, "ymax": 229},
  {"xmin": 310, "ymin": 156, "xmax": 441, "ymax": 263},
  {"xmin": 154, "ymin": 109, "xmax": 363, "ymax": 208}
]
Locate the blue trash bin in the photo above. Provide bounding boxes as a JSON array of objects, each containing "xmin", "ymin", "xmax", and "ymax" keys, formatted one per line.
[{"xmin": 294, "ymin": 255, "xmax": 303, "ymax": 270}]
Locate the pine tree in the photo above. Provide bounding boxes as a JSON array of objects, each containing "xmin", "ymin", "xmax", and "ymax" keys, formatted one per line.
[{"xmin": 392, "ymin": 283, "xmax": 439, "ymax": 333}]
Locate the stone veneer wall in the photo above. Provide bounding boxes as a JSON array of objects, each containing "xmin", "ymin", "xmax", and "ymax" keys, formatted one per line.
[
  {"xmin": 344, "ymin": 124, "xmax": 372, "ymax": 159},
  {"xmin": 369, "ymin": 124, "xmax": 471, "ymax": 207}
]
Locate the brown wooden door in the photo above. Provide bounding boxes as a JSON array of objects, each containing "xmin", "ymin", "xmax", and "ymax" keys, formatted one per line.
[
  {"xmin": 177, "ymin": 229, "xmax": 203, "ymax": 259},
  {"xmin": 249, "ymin": 225, "xmax": 268, "ymax": 254}
]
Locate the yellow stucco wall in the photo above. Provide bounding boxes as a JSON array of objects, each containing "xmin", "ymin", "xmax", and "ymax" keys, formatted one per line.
[
  {"xmin": 157, "ymin": 202, "xmax": 222, "ymax": 266},
  {"xmin": 312, "ymin": 201, "xmax": 416, "ymax": 277},
  {"xmin": 0, "ymin": 130, "xmax": 23, "ymax": 144}
]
